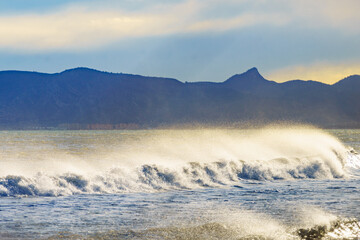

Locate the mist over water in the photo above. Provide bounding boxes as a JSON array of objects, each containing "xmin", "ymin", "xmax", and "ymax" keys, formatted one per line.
[
  {"xmin": 0, "ymin": 126, "xmax": 356, "ymax": 196},
  {"xmin": 1, "ymin": 126, "xmax": 360, "ymax": 239}
]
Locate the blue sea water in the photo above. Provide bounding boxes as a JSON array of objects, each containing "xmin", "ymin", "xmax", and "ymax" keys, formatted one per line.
[{"xmin": 0, "ymin": 126, "xmax": 360, "ymax": 239}]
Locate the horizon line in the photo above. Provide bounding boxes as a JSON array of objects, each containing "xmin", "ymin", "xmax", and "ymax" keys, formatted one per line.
[{"xmin": 0, "ymin": 66, "xmax": 359, "ymax": 85}]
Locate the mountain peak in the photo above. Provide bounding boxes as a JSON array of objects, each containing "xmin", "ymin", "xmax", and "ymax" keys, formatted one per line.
[
  {"xmin": 224, "ymin": 67, "xmax": 270, "ymax": 87},
  {"xmin": 232, "ymin": 67, "xmax": 265, "ymax": 80},
  {"xmin": 246, "ymin": 67, "xmax": 260, "ymax": 74},
  {"xmin": 333, "ymin": 74, "xmax": 360, "ymax": 88},
  {"xmin": 60, "ymin": 67, "xmax": 101, "ymax": 74},
  {"xmin": 241, "ymin": 67, "xmax": 265, "ymax": 79}
]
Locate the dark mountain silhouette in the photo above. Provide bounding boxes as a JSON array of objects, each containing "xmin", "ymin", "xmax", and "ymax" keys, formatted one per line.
[{"xmin": 0, "ymin": 67, "xmax": 359, "ymax": 129}]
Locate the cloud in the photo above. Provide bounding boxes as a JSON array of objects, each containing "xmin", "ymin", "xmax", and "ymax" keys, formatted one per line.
[
  {"xmin": 0, "ymin": 0, "xmax": 359, "ymax": 51},
  {"xmin": 289, "ymin": 0, "xmax": 360, "ymax": 29},
  {"xmin": 266, "ymin": 61, "xmax": 360, "ymax": 84},
  {"xmin": 0, "ymin": 1, "xmax": 182, "ymax": 51},
  {"xmin": 186, "ymin": 12, "xmax": 288, "ymax": 33},
  {"xmin": 0, "ymin": 0, "xmax": 289, "ymax": 51}
]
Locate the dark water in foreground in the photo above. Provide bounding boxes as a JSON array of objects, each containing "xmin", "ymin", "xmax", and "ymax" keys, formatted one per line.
[{"xmin": 0, "ymin": 127, "xmax": 360, "ymax": 239}]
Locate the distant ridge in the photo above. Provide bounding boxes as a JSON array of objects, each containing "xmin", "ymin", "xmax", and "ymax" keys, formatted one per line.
[
  {"xmin": 225, "ymin": 67, "xmax": 267, "ymax": 83},
  {"xmin": 0, "ymin": 67, "xmax": 359, "ymax": 129}
]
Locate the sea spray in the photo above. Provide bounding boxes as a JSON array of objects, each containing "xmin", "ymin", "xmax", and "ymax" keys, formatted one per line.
[
  {"xmin": 43, "ymin": 206, "xmax": 360, "ymax": 239},
  {"xmin": 1, "ymin": 126, "xmax": 358, "ymax": 197},
  {"xmin": 1, "ymin": 127, "xmax": 360, "ymax": 239}
]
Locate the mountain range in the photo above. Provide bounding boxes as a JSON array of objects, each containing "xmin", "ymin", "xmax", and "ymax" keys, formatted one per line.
[{"xmin": 0, "ymin": 67, "xmax": 359, "ymax": 129}]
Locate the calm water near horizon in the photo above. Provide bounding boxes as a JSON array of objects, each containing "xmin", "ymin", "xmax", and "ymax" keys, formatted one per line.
[{"xmin": 0, "ymin": 127, "xmax": 360, "ymax": 239}]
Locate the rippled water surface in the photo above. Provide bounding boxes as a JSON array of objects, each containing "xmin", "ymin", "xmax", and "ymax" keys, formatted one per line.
[{"xmin": 0, "ymin": 127, "xmax": 360, "ymax": 239}]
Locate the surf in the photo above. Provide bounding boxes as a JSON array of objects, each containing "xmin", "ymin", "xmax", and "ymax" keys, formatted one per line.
[{"xmin": 0, "ymin": 125, "xmax": 359, "ymax": 196}]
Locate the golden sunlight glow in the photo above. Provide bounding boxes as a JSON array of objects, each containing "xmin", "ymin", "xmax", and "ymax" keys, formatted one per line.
[{"xmin": 266, "ymin": 62, "xmax": 360, "ymax": 84}]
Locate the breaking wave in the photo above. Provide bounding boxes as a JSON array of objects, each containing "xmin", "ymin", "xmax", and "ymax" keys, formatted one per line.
[{"xmin": 0, "ymin": 126, "xmax": 359, "ymax": 197}]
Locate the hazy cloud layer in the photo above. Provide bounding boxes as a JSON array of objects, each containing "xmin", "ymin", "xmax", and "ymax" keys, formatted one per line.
[{"xmin": 0, "ymin": 0, "xmax": 359, "ymax": 51}]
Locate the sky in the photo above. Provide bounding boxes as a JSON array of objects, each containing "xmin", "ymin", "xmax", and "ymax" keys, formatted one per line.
[{"xmin": 0, "ymin": 0, "xmax": 359, "ymax": 84}]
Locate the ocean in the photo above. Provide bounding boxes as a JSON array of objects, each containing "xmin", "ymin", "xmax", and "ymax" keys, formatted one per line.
[{"xmin": 0, "ymin": 126, "xmax": 359, "ymax": 239}]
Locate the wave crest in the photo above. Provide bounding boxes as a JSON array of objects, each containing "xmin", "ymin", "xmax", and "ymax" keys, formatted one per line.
[
  {"xmin": 1, "ymin": 127, "xmax": 359, "ymax": 196},
  {"xmin": 1, "ymin": 152, "xmax": 358, "ymax": 197}
]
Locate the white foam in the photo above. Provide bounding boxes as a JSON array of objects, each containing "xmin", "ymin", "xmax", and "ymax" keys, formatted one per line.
[{"xmin": 0, "ymin": 126, "xmax": 358, "ymax": 196}]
